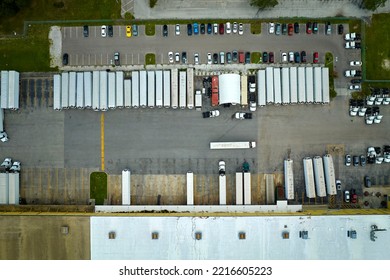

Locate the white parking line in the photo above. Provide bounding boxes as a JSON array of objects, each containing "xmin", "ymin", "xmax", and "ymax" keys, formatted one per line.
[
  {"xmin": 118, "ymin": 26, "xmax": 121, "ymax": 38},
  {"xmin": 63, "ymin": 27, "xmax": 66, "ymax": 39}
]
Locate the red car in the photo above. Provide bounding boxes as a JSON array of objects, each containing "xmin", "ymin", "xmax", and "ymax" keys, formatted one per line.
[
  {"xmin": 269, "ymin": 52, "xmax": 274, "ymax": 63},
  {"xmin": 313, "ymin": 52, "xmax": 319, "ymax": 63},
  {"xmin": 219, "ymin": 23, "xmax": 224, "ymax": 34},
  {"xmin": 288, "ymin": 24, "xmax": 293, "ymax": 36},
  {"xmin": 306, "ymin": 22, "xmax": 312, "ymax": 34}
]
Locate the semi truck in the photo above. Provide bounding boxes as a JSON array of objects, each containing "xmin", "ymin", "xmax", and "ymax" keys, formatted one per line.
[
  {"xmin": 210, "ymin": 141, "xmax": 256, "ymax": 150},
  {"xmin": 108, "ymin": 72, "xmax": 116, "ymax": 109},
  {"xmin": 179, "ymin": 71, "xmax": 187, "ymax": 109},
  {"xmin": 211, "ymin": 76, "xmax": 219, "ymax": 107},
  {"xmin": 139, "ymin": 70, "xmax": 147, "ymax": 108},
  {"xmin": 273, "ymin": 67, "xmax": 282, "ymax": 105},
  {"xmin": 163, "ymin": 70, "xmax": 171, "ymax": 108},
  {"xmin": 84, "ymin": 71, "xmax": 92, "ymax": 109},
  {"xmin": 155, "ymin": 70, "xmax": 163, "ymax": 108},
  {"xmin": 284, "ymin": 159, "xmax": 294, "ymax": 200},
  {"xmin": 53, "ymin": 74, "xmax": 62, "ymax": 111},
  {"xmin": 257, "ymin": 70, "xmax": 266, "ymax": 107},
  {"xmin": 187, "ymin": 68, "xmax": 194, "ymax": 109},
  {"xmin": 297, "ymin": 67, "xmax": 306, "ymax": 104},
  {"xmin": 312, "ymin": 156, "xmax": 327, "ymax": 197},
  {"xmin": 147, "ymin": 71, "xmax": 155, "ymax": 108},
  {"xmin": 76, "ymin": 72, "xmax": 84, "ymax": 109},
  {"xmin": 92, "ymin": 71, "xmax": 100, "ymax": 111},
  {"xmin": 124, "ymin": 79, "xmax": 132, "ymax": 108},
  {"xmin": 266, "ymin": 67, "xmax": 274, "ymax": 104},
  {"xmin": 195, "ymin": 90, "xmax": 202, "ymax": 111},
  {"xmin": 281, "ymin": 67, "xmax": 290, "ymax": 105},
  {"xmin": 313, "ymin": 67, "xmax": 322, "ymax": 104},
  {"xmin": 171, "ymin": 69, "xmax": 178, "ymax": 109},
  {"xmin": 61, "ymin": 72, "xmax": 69, "ymax": 109},
  {"xmin": 323, "ymin": 154, "xmax": 337, "ymax": 195},
  {"xmin": 68, "ymin": 72, "xmax": 76, "ymax": 108},
  {"xmin": 303, "ymin": 157, "xmax": 316, "ymax": 198},
  {"xmin": 99, "ymin": 71, "xmax": 108, "ymax": 111},
  {"xmin": 0, "ymin": 109, "xmax": 9, "ymax": 142},
  {"xmin": 116, "ymin": 71, "xmax": 124, "ymax": 109},
  {"xmin": 219, "ymin": 161, "xmax": 226, "ymax": 205},
  {"xmin": 305, "ymin": 67, "xmax": 314, "ymax": 103},
  {"xmin": 131, "ymin": 71, "xmax": 140, "ymax": 108},
  {"xmin": 241, "ymin": 75, "xmax": 248, "ymax": 107},
  {"xmin": 289, "ymin": 67, "xmax": 298, "ymax": 104}
]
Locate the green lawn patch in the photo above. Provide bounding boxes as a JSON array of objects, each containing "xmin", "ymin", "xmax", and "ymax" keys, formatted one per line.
[
  {"xmin": 0, "ymin": 25, "xmax": 52, "ymax": 72},
  {"xmin": 325, "ymin": 52, "xmax": 337, "ymax": 98},
  {"xmin": 365, "ymin": 14, "xmax": 390, "ymax": 80},
  {"xmin": 251, "ymin": 52, "xmax": 262, "ymax": 63},
  {"xmin": 145, "ymin": 53, "xmax": 156, "ymax": 65},
  {"xmin": 250, "ymin": 21, "xmax": 262, "ymax": 34},
  {"xmin": 90, "ymin": 172, "xmax": 107, "ymax": 205},
  {"xmin": 145, "ymin": 23, "xmax": 155, "ymax": 36},
  {"xmin": 0, "ymin": 0, "xmax": 121, "ymax": 35}
]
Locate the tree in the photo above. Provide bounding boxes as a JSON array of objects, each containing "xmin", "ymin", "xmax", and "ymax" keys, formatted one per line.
[
  {"xmin": 250, "ymin": 0, "xmax": 278, "ymax": 10},
  {"xmin": 361, "ymin": 0, "xmax": 388, "ymax": 11},
  {"xmin": 0, "ymin": 0, "xmax": 30, "ymax": 18}
]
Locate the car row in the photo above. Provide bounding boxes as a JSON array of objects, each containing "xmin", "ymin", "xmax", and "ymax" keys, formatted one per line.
[
  {"xmin": 97, "ymin": 24, "xmax": 139, "ymax": 38},
  {"xmin": 185, "ymin": 22, "xmax": 243, "ymax": 36},
  {"xmin": 280, "ymin": 51, "xmax": 318, "ymax": 63},
  {"xmin": 168, "ymin": 50, "xmax": 251, "ymax": 65},
  {"xmin": 344, "ymin": 189, "xmax": 357, "ymax": 203},
  {"xmin": 366, "ymin": 88, "xmax": 390, "ymax": 105},
  {"xmin": 269, "ymin": 22, "xmax": 337, "ymax": 35}
]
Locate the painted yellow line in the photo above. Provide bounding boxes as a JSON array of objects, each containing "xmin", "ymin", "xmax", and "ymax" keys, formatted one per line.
[{"xmin": 101, "ymin": 113, "xmax": 105, "ymax": 171}]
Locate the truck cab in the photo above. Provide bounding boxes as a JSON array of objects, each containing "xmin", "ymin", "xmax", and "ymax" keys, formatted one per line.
[{"xmin": 235, "ymin": 112, "xmax": 252, "ymax": 119}]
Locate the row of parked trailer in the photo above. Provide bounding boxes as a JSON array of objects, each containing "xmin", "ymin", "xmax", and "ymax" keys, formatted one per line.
[
  {"xmin": 303, "ymin": 154, "xmax": 337, "ymax": 198},
  {"xmin": 257, "ymin": 66, "xmax": 329, "ymax": 106},
  {"xmin": 0, "ymin": 70, "xmax": 20, "ymax": 110},
  {"xmin": 53, "ymin": 69, "xmax": 197, "ymax": 111},
  {"xmin": 0, "ymin": 158, "xmax": 21, "ymax": 205}
]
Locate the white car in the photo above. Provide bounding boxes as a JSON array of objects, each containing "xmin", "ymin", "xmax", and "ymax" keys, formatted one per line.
[
  {"xmin": 238, "ymin": 23, "xmax": 244, "ymax": 35},
  {"xmin": 350, "ymin": 61, "xmax": 362, "ymax": 66},
  {"xmin": 213, "ymin": 23, "xmax": 218, "ymax": 34},
  {"xmin": 207, "ymin": 53, "xmax": 212, "ymax": 64},
  {"xmin": 336, "ymin": 180, "xmax": 341, "ymax": 191},
  {"xmin": 168, "ymin": 52, "xmax": 174, "ymax": 63},
  {"xmin": 349, "ymin": 84, "xmax": 361, "ymax": 90},
  {"xmin": 288, "ymin": 52, "xmax": 294, "ymax": 63},
  {"xmin": 226, "ymin": 22, "xmax": 231, "ymax": 34},
  {"xmin": 281, "ymin": 52, "xmax": 287, "ymax": 63},
  {"xmin": 101, "ymin": 25, "xmax": 107, "ymax": 37},
  {"xmin": 218, "ymin": 160, "xmax": 226, "ymax": 176},
  {"xmin": 194, "ymin": 53, "xmax": 199, "ymax": 65},
  {"xmin": 175, "ymin": 52, "xmax": 180, "ymax": 63},
  {"xmin": 269, "ymin": 22, "xmax": 275, "ymax": 34},
  {"xmin": 232, "ymin": 22, "xmax": 238, "ymax": 34},
  {"xmin": 175, "ymin": 24, "xmax": 180, "ymax": 35}
]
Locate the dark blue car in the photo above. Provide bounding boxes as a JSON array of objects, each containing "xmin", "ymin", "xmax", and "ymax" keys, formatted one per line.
[
  {"xmin": 187, "ymin": 24, "xmax": 192, "ymax": 36},
  {"xmin": 207, "ymin": 23, "xmax": 212, "ymax": 34}
]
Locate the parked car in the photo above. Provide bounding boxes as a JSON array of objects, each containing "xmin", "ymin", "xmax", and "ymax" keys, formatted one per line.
[
  {"xmin": 269, "ymin": 22, "xmax": 275, "ymax": 34},
  {"xmin": 219, "ymin": 51, "xmax": 225, "ymax": 64},
  {"xmin": 62, "ymin": 53, "xmax": 69, "ymax": 65},
  {"xmin": 245, "ymin": 52, "xmax": 251, "ymax": 64},
  {"xmin": 301, "ymin": 51, "xmax": 307, "ymax": 63},
  {"xmin": 162, "ymin": 24, "xmax": 168, "ymax": 37},
  {"xmin": 226, "ymin": 52, "xmax": 232, "ymax": 64},
  {"xmin": 132, "ymin": 24, "xmax": 138, "ymax": 36},
  {"xmin": 288, "ymin": 52, "xmax": 294, "ymax": 63},
  {"xmin": 126, "ymin": 25, "xmax": 132, "ymax": 37},
  {"xmin": 235, "ymin": 112, "xmax": 252, "ymax": 119},
  {"xmin": 345, "ymin": 154, "xmax": 352, "ymax": 166},
  {"xmin": 294, "ymin": 52, "xmax": 300, "ymax": 63},
  {"xmin": 101, "ymin": 25, "xmax": 107, "ymax": 37},
  {"xmin": 351, "ymin": 79, "xmax": 362, "ymax": 84},
  {"xmin": 182, "ymin": 51, "xmax": 187, "ymax": 64},
  {"xmin": 288, "ymin": 23, "xmax": 293, "ymax": 35},
  {"xmin": 203, "ymin": 110, "xmax": 220, "ymax": 118},
  {"xmin": 194, "ymin": 53, "xmax": 199, "ymax": 65},
  {"xmin": 187, "ymin": 24, "xmax": 192, "ymax": 36},
  {"xmin": 360, "ymin": 155, "xmax": 366, "ymax": 166},
  {"xmin": 306, "ymin": 22, "xmax": 312, "ymax": 34},
  {"xmin": 353, "ymin": 155, "xmax": 360, "ymax": 166},
  {"xmin": 238, "ymin": 23, "xmax": 244, "ymax": 35},
  {"xmin": 349, "ymin": 84, "xmax": 361, "ymax": 90},
  {"xmin": 350, "ymin": 61, "xmax": 362, "ymax": 66},
  {"xmin": 325, "ymin": 22, "xmax": 331, "ymax": 35},
  {"xmin": 364, "ymin": 176, "xmax": 371, "ymax": 188},
  {"xmin": 207, "ymin": 53, "xmax": 212, "ymax": 64},
  {"xmin": 338, "ymin": 24, "xmax": 344, "ymax": 34},
  {"xmin": 219, "ymin": 23, "xmax": 224, "ymax": 34},
  {"xmin": 193, "ymin": 22, "xmax": 199, "ymax": 35},
  {"xmin": 233, "ymin": 22, "xmax": 238, "ymax": 33},
  {"xmin": 114, "ymin": 52, "xmax": 120, "ymax": 66},
  {"xmin": 336, "ymin": 180, "xmax": 341, "ymax": 191},
  {"xmin": 313, "ymin": 52, "xmax": 319, "ymax": 63},
  {"xmin": 282, "ymin": 23, "xmax": 287, "ymax": 35},
  {"xmin": 213, "ymin": 53, "xmax": 218, "ymax": 64},
  {"xmin": 226, "ymin": 22, "xmax": 231, "ymax": 34},
  {"xmin": 108, "ymin": 25, "xmax": 113, "ymax": 37},
  {"xmin": 344, "ymin": 190, "xmax": 350, "ymax": 203},
  {"xmin": 351, "ymin": 189, "xmax": 357, "ymax": 204},
  {"xmin": 262, "ymin": 52, "xmax": 268, "ymax": 63},
  {"xmin": 219, "ymin": 160, "xmax": 226, "ymax": 176},
  {"xmin": 313, "ymin": 22, "xmax": 318, "ymax": 34},
  {"xmin": 275, "ymin": 23, "xmax": 281, "ymax": 35},
  {"xmin": 207, "ymin": 23, "xmax": 212, "ymax": 34},
  {"xmin": 175, "ymin": 52, "xmax": 180, "ymax": 62},
  {"xmin": 281, "ymin": 52, "xmax": 287, "ymax": 63},
  {"xmin": 175, "ymin": 24, "xmax": 180, "ymax": 35},
  {"xmin": 294, "ymin": 22, "xmax": 299, "ymax": 33},
  {"xmin": 213, "ymin": 23, "xmax": 218, "ymax": 34},
  {"xmin": 83, "ymin": 25, "xmax": 89, "ymax": 37},
  {"xmin": 269, "ymin": 52, "xmax": 274, "ymax": 63},
  {"xmin": 200, "ymin": 23, "xmax": 205, "ymax": 34},
  {"xmin": 168, "ymin": 52, "xmax": 174, "ymax": 63},
  {"xmin": 232, "ymin": 50, "xmax": 238, "ymax": 62}
]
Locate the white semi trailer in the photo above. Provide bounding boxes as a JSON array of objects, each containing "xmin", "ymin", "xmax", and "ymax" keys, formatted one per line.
[
  {"xmin": 147, "ymin": 71, "xmax": 155, "ymax": 108},
  {"xmin": 322, "ymin": 67, "xmax": 330, "ymax": 104},
  {"xmin": 99, "ymin": 71, "xmax": 108, "ymax": 111},
  {"xmin": 257, "ymin": 69, "xmax": 266, "ymax": 107},
  {"xmin": 116, "ymin": 71, "xmax": 124, "ymax": 109},
  {"xmin": 236, "ymin": 172, "xmax": 243, "ymax": 205},
  {"xmin": 289, "ymin": 67, "xmax": 298, "ymax": 104},
  {"xmin": 68, "ymin": 72, "xmax": 76, "ymax": 108},
  {"xmin": 139, "ymin": 70, "xmax": 147, "ymax": 108},
  {"xmin": 171, "ymin": 69, "xmax": 178, "ymax": 109},
  {"xmin": 305, "ymin": 67, "xmax": 314, "ymax": 104},
  {"xmin": 92, "ymin": 71, "xmax": 100, "ymax": 111},
  {"xmin": 132, "ymin": 71, "xmax": 140, "ymax": 108},
  {"xmin": 187, "ymin": 68, "xmax": 194, "ymax": 109},
  {"xmin": 210, "ymin": 141, "xmax": 256, "ymax": 149},
  {"xmin": 297, "ymin": 67, "xmax": 306, "ymax": 104},
  {"xmin": 8, "ymin": 71, "xmax": 19, "ymax": 110},
  {"xmin": 281, "ymin": 67, "xmax": 290, "ymax": 105},
  {"xmin": 241, "ymin": 75, "xmax": 248, "ymax": 107},
  {"xmin": 108, "ymin": 72, "xmax": 116, "ymax": 109},
  {"xmin": 155, "ymin": 70, "xmax": 163, "ymax": 108},
  {"xmin": 0, "ymin": 173, "xmax": 9, "ymax": 204},
  {"xmin": 323, "ymin": 154, "xmax": 337, "ymax": 195},
  {"xmin": 163, "ymin": 70, "xmax": 171, "ymax": 108},
  {"xmin": 312, "ymin": 156, "xmax": 327, "ymax": 197},
  {"xmin": 122, "ymin": 169, "xmax": 131, "ymax": 205},
  {"xmin": 273, "ymin": 67, "xmax": 282, "ymax": 105},
  {"xmin": 53, "ymin": 74, "xmax": 62, "ymax": 111},
  {"xmin": 284, "ymin": 159, "xmax": 294, "ymax": 200},
  {"xmin": 84, "ymin": 71, "xmax": 92, "ymax": 109},
  {"xmin": 303, "ymin": 157, "xmax": 316, "ymax": 198},
  {"xmin": 186, "ymin": 171, "xmax": 194, "ymax": 205},
  {"xmin": 0, "ymin": 109, "xmax": 8, "ymax": 142},
  {"xmin": 76, "ymin": 72, "xmax": 84, "ymax": 109},
  {"xmin": 0, "ymin": 71, "xmax": 9, "ymax": 109},
  {"xmin": 266, "ymin": 67, "xmax": 274, "ymax": 104},
  {"xmin": 61, "ymin": 72, "xmax": 69, "ymax": 109},
  {"xmin": 219, "ymin": 173, "xmax": 226, "ymax": 205},
  {"xmin": 124, "ymin": 79, "xmax": 132, "ymax": 108},
  {"xmin": 313, "ymin": 67, "xmax": 322, "ymax": 104},
  {"xmin": 8, "ymin": 172, "xmax": 19, "ymax": 205},
  {"xmin": 243, "ymin": 172, "xmax": 251, "ymax": 205},
  {"xmin": 179, "ymin": 71, "xmax": 186, "ymax": 109}
]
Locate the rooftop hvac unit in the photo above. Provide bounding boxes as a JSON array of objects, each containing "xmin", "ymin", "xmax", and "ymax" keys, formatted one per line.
[
  {"xmin": 195, "ymin": 232, "xmax": 202, "ymax": 240},
  {"xmin": 152, "ymin": 232, "xmax": 159, "ymax": 240},
  {"xmin": 60, "ymin": 226, "xmax": 69, "ymax": 235},
  {"xmin": 282, "ymin": 231, "xmax": 290, "ymax": 239},
  {"xmin": 108, "ymin": 231, "xmax": 116, "ymax": 239},
  {"xmin": 238, "ymin": 232, "xmax": 246, "ymax": 240},
  {"xmin": 347, "ymin": 230, "xmax": 357, "ymax": 239},
  {"xmin": 299, "ymin": 230, "xmax": 309, "ymax": 239}
]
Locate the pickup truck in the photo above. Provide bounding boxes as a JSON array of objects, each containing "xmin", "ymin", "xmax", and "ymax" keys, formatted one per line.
[
  {"xmin": 235, "ymin": 112, "xmax": 252, "ymax": 119},
  {"xmin": 345, "ymin": 70, "xmax": 361, "ymax": 77},
  {"xmin": 202, "ymin": 110, "xmax": 220, "ymax": 118}
]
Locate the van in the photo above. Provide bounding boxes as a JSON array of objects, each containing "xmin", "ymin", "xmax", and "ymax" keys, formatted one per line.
[{"xmin": 219, "ymin": 52, "xmax": 225, "ymax": 64}]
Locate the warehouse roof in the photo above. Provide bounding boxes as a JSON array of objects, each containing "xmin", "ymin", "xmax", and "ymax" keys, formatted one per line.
[{"xmin": 218, "ymin": 74, "xmax": 240, "ymax": 105}]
